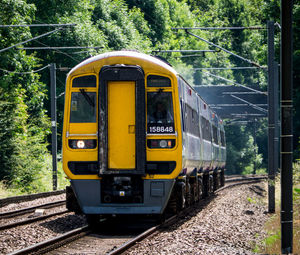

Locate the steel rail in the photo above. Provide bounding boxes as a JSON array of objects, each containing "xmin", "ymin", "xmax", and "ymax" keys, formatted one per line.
[
  {"xmin": 8, "ymin": 177, "xmax": 266, "ymax": 255},
  {"xmin": 225, "ymin": 176, "xmax": 267, "ymax": 183},
  {"xmin": 0, "ymin": 209, "xmax": 69, "ymax": 231},
  {"xmin": 0, "ymin": 190, "xmax": 64, "ymax": 207},
  {"xmin": 107, "ymin": 215, "xmax": 177, "ymax": 255},
  {"xmin": 0, "ymin": 200, "xmax": 66, "ymax": 218},
  {"xmin": 8, "ymin": 226, "xmax": 90, "ymax": 255},
  {"xmin": 108, "ymin": 177, "xmax": 267, "ymax": 254}
]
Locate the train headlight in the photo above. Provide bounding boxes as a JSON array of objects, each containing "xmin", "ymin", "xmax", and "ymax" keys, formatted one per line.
[
  {"xmin": 159, "ymin": 140, "xmax": 167, "ymax": 148},
  {"xmin": 68, "ymin": 139, "xmax": 97, "ymax": 149},
  {"xmin": 77, "ymin": 140, "xmax": 85, "ymax": 149}
]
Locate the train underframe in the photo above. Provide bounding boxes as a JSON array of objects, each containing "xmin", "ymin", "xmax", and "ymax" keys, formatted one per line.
[{"xmin": 66, "ymin": 168, "xmax": 225, "ymax": 223}]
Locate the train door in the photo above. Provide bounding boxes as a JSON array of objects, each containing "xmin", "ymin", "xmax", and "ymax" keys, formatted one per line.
[
  {"xmin": 108, "ymin": 81, "xmax": 135, "ymax": 169},
  {"xmin": 98, "ymin": 65, "xmax": 146, "ymax": 175}
]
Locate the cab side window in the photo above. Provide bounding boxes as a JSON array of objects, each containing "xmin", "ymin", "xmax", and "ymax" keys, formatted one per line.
[
  {"xmin": 70, "ymin": 92, "xmax": 96, "ymax": 123},
  {"xmin": 147, "ymin": 92, "xmax": 174, "ymax": 133}
]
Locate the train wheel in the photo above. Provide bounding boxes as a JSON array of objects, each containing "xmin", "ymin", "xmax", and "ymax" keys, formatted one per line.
[
  {"xmin": 166, "ymin": 189, "xmax": 178, "ymax": 214},
  {"xmin": 66, "ymin": 186, "xmax": 82, "ymax": 214},
  {"xmin": 176, "ymin": 182, "xmax": 186, "ymax": 211},
  {"xmin": 209, "ymin": 174, "xmax": 214, "ymax": 194},
  {"xmin": 155, "ymin": 212, "xmax": 166, "ymax": 223},
  {"xmin": 189, "ymin": 178, "xmax": 197, "ymax": 204},
  {"xmin": 185, "ymin": 182, "xmax": 192, "ymax": 207},
  {"xmin": 221, "ymin": 169, "xmax": 225, "ymax": 187},
  {"xmin": 202, "ymin": 173, "xmax": 209, "ymax": 198},
  {"xmin": 213, "ymin": 172, "xmax": 218, "ymax": 191},
  {"xmin": 86, "ymin": 214, "xmax": 101, "ymax": 229},
  {"xmin": 197, "ymin": 177, "xmax": 203, "ymax": 201}
]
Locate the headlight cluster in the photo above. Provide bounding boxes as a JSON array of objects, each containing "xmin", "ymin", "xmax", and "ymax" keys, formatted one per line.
[
  {"xmin": 68, "ymin": 139, "xmax": 97, "ymax": 149},
  {"xmin": 147, "ymin": 139, "xmax": 175, "ymax": 149}
]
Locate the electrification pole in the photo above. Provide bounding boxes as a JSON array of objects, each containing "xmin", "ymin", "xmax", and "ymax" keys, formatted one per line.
[
  {"xmin": 50, "ymin": 63, "xmax": 57, "ymax": 191},
  {"xmin": 281, "ymin": 1, "xmax": 293, "ymax": 253},
  {"xmin": 268, "ymin": 20, "xmax": 276, "ymax": 213}
]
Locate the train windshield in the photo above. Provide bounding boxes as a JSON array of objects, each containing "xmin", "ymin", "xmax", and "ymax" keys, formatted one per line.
[
  {"xmin": 70, "ymin": 91, "xmax": 96, "ymax": 123},
  {"xmin": 147, "ymin": 92, "xmax": 174, "ymax": 134}
]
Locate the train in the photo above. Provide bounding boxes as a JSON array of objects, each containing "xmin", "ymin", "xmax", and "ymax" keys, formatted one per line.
[{"xmin": 62, "ymin": 51, "xmax": 226, "ymax": 224}]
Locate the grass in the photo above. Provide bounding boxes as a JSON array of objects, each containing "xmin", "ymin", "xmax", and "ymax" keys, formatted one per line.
[
  {"xmin": 258, "ymin": 162, "xmax": 300, "ymax": 254},
  {"xmin": 247, "ymin": 197, "xmax": 257, "ymax": 204},
  {"xmin": 242, "ymin": 165, "xmax": 267, "ymax": 175},
  {"xmin": 0, "ymin": 154, "xmax": 69, "ymax": 198}
]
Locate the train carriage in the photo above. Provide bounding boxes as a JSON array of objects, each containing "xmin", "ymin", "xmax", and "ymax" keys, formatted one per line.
[{"xmin": 62, "ymin": 51, "xmax": 226, "ymax": 221}]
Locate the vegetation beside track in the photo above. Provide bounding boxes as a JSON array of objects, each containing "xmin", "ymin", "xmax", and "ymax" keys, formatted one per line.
[
  {"xmin": 0, "ymin": 155, "xmax": 69, "ymax": 198},
  {"xmin": 0, "ymin": 0, "xmax": 299, "ymax": 200},
  {"xmin": 257, "ymin": 162, "xmax": 300, "ymax": 254}
]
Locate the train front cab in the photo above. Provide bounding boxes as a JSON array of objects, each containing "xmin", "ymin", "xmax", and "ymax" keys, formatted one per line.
[{"xmin": 62, "ymin": 54, "xmax": 183, "ymax": 217}]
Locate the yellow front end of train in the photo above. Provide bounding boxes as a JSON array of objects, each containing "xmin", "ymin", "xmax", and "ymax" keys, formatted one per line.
[{"xmin": 62, "ymin": 51, "xmax": 183, "ymax": 216}]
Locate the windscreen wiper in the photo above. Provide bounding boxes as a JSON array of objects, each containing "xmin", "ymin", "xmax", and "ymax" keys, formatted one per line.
[{"xmin": 80, "ymin": 89, "xmax": 95, "ymax": 107}]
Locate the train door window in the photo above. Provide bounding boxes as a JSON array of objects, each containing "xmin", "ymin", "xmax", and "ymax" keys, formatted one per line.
[
  {"xmin": 185, "ymin": 104, "xmax": 191, "ymax": 133},
  {"xmin": 180, "ymin": 100, "xmax": 185, "ymax": 131},
  {"xmin": 70, "ymin": 91, "xmax": 96, "ymax": 123},
  {"xmin": 72, "ymin": 75, "xmax": 96, "ymax": 87},
  {"xmin": 147, "ymin": 92, "xmax": 174, "ymax": 133}
]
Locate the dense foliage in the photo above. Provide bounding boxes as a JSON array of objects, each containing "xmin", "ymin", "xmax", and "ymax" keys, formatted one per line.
[{"xmin": 0, "ymin": 0, "xmax": 299, "ymax": 191}]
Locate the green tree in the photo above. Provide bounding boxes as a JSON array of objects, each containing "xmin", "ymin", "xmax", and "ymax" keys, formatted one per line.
[{"xmin": 0, "ymin": 0, "xmax": 49, "ymax": 190}]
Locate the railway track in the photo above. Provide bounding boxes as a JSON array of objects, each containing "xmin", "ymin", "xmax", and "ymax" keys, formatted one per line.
[
  {"xmin": 0, "ymin": 190, "xmax": 65, "ymax": 207},
  {"xmin": 7, "ymin": 176, "xmax": 267, "ymax": 255},
  {"xmin": 225, "ymin": 174, "xmax": 267, "ymax": 182},
  {"xmin": 0, "ymin": 200, "xmax": 68, "ymax": 232},
  {"xmin": 0, "ymin": 191, "xmax": 67, "ymax": 232},
  {"xmin": 0, "ymin": 208, "xmax": 69, "ymax": 231},
  {"xmin": 0, "ymin": 200, "xmax": 66, "ymax": 218}
]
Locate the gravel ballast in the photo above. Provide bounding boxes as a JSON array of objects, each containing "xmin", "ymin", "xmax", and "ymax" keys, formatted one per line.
[
  {"xmin": 0, "ymin": 182, "xmax": 269, "ymax": 254},
  {"xmin": 126, "ymin": 182, "xmax": 268, "ymax": 255},
  {"xmin": 0, "ymin": 194, "xmax": 66, "ymax": 213}
]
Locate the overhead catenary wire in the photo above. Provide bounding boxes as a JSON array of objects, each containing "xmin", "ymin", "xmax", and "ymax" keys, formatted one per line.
[
  {"xmin": 172, "ymin": 26, "xmax": 266, "ymax": 30},
  {"xmin": 35, "ymin": 40, "xmax": 81, "ymax": 63},
  {"xmin": 0, "ymin": 27, "xmax": 64, "ymax": 54},
  {"xmin": 195, "ymin": 71, "xmax": 267, "ymax": 95},
  {"xmin": 18, "ymin": 46, "xmax": 104, "ymax": 50},
  {"xmin": 0, "ymin": 23, "xmax": 76, "ymax": 28},
  {"xmin": 185, "ymin": 30, "xmax": 263, "ymax": 68},
  {"xmin": 176, "ymin": 54, "xmax": 208, "ymax": 58},
  {"xmin": 194, "ymin": 66, "xmax": 267, "ymax": 70},
  {"xmin": 230, "ymin": 94, "xmax": 268, "ymax": 113},
  {"xmin": 152, "ymin": 50, "xmax": 215, "ymax": 53},
  {"xmin": 0, "ymin": 64, "xmax": 50, "ymax": 74}
]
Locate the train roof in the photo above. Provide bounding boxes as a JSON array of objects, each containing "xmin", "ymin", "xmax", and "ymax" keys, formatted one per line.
[
  {"xmin": 67, "ymin": 50, "xmax": 222, "ymax": 124},
  {"xmin": 68, "ymin": 50, "xmax": 178, "ymax": 77}
]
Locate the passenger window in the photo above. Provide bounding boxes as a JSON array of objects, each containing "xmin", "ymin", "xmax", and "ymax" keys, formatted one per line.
[
  {"xmin": 212, "ymin": 125, "xmax": 218, "ymax": 144},
  {"xmin": 220, "ymin": 131, "xmax": 226, "ymax": 146},
  {"xmin": 201, "ymin": 117, "xmax": 211, "ymax": 141},
  {"xmin": 72, "ymin": 75, "xmax": 96, "ymax": 87},
  {"xmin": 147, "ymin": 92, "xmax": 174, "ymax": 133},
  {"xmin": 70, "ymin": 92, "xmax": 96, "ymax": 123}
]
